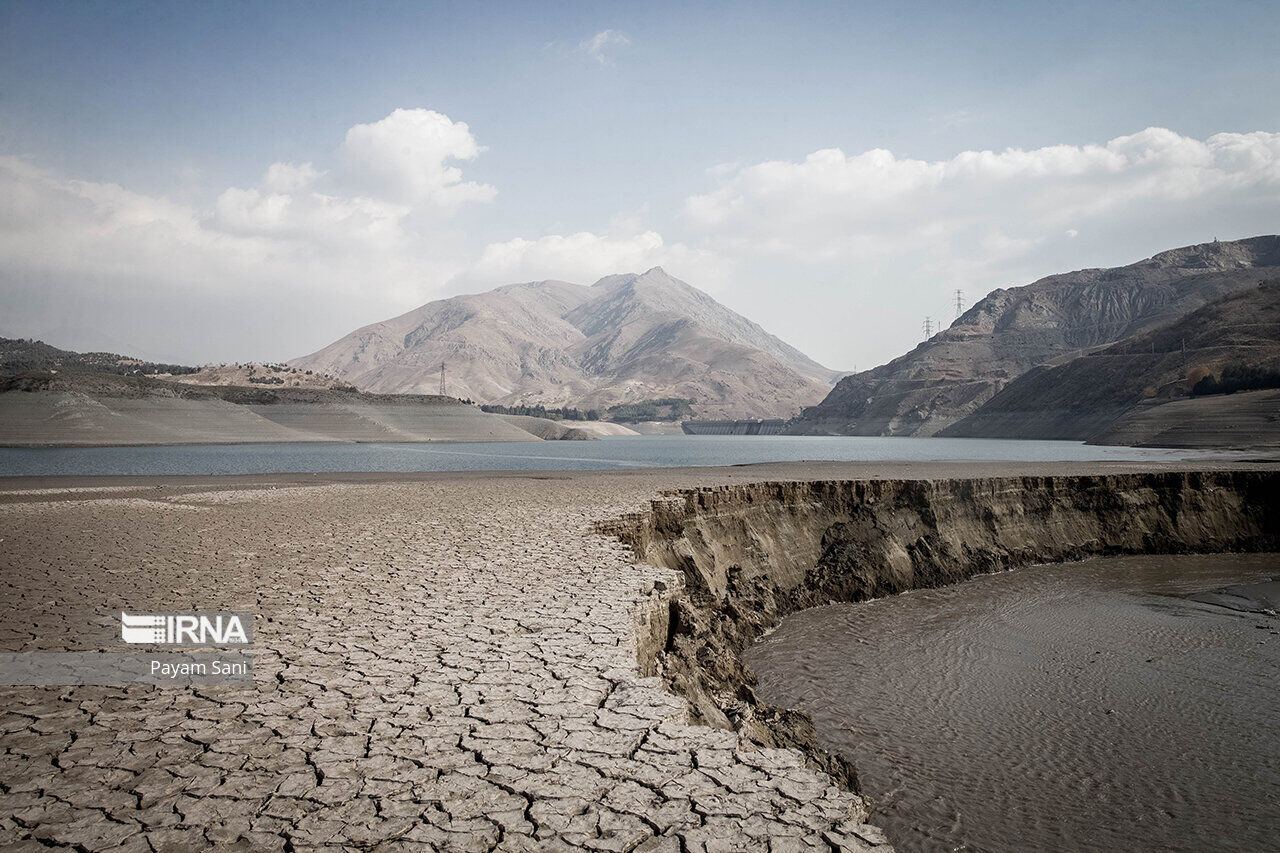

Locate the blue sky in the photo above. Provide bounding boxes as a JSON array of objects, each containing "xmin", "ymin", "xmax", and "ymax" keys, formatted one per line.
[{"xmin": 2, "ymin": 1, "xmax": 1278, "ymax": 367}]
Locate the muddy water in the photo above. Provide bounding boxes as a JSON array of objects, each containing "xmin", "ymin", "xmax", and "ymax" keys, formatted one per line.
[{"xmin": 745, "ymin": 554, "xmax": 1280, "ymax": 853}]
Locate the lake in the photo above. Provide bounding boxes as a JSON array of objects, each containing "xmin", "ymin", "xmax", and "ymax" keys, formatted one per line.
[{"xmin": 0, "ymin": 435, "xmax": 1246, "ymax": 477}]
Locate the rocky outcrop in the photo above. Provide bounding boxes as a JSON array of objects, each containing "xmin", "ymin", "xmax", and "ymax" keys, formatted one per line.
[
  {"xmin": 601, "ymin": 472, "xmax": 1280, "ymax": 803},
  {"xmin": 290, "ymin": 267, "xmax": 837, "ymax": 419},
  {"xmin": 789, "ymin": 237, "xmax": 1280, "ymax": 436}
]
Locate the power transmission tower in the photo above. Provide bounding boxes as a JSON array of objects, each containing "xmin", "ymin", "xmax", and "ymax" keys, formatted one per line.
[
  {"xmin": 922, "ymin": 317, "xmax": 934, "ymax": 339},
  {"xmin": 954, "ymin": 289, "xmax": 965, "ymax": 318},
  {"xmin": 439, "ymin": 362, "xmax": 446, "ymax": 397}
]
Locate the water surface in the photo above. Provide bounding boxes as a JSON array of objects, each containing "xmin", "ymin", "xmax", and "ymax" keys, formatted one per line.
[
  {"xmin": 746, "ymin": 554, "xmax": 1280, "ymax": 853},
  {"xmin": 0, "ymin": 435, "xmax": 1246, "ymax": 477}
]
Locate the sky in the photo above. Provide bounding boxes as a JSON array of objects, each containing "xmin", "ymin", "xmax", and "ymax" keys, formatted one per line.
[{"xmin": 1, "ymin": 0, "xmax": 1278, "ymax": 370}]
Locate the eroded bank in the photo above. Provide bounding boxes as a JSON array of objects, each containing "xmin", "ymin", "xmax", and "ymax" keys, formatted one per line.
[{"xmin": 601, "ymin": 471, "xmax": 1280, "ymax": 795}]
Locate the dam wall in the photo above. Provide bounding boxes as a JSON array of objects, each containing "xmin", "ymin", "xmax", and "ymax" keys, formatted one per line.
[
  {"xmin": 601, "ymin": 471, "xmax": 1280, "ymax": 789},
  {"xmin": 681, "ymin": 419, "xmax": 786, "ymax": 435}
]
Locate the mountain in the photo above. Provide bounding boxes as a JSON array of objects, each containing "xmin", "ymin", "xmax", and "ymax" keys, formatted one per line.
[
  {"xmin": 940, "ymin": 278, "xmax": 1280, "ymax": 444},
  {"xmin": 787, "ymin": 236, "xmax": 1280, "ymax": 436},
  {"xmin": 290, "ymin": 267, "xmax": 838, "ymax": 419}
]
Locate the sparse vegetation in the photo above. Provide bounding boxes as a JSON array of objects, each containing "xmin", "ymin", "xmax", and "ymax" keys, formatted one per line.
[
  {"xmin": 604, "ymin": 397, "xmax": 695, "ymax": 422},
  {"xmin": 480, "ymin": 403, "xmax": 600, "ymax": 421},
  {"xmin": 0, "ymin": 337, "xmax": 199, "ymax": 377},
  {"xmin": 1185, "ymin": 365, "xmax": 1213, "ymax": 390},
  {"xmin": 1191, "ymin": 364, "xmax": 1280, "ymax": 397}
]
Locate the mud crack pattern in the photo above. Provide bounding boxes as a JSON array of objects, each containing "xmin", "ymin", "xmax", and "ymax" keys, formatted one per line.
[{"xmin": 0, "ymin": 478, "xmax": 890, "ymax": 852}]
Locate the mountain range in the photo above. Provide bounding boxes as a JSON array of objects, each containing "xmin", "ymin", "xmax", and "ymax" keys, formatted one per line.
[
  {"xmin": 788, "ymin": 236, "xmax": 1280, "ymax": 437},
  {"xmin": 290, "ymin": 267, "xmax": 838, "ymax": 419}
]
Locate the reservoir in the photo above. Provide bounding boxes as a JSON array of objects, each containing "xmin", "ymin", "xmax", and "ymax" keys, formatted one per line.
[
  {"xmin": 0, "ymin": 435, "xmax": 1246, "ymax": 477},
  {"xmin": 745, "ymin": 553, "xmax": 1280, "ymax": 853}
]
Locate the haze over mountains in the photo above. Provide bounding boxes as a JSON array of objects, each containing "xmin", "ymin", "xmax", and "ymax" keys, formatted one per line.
[
  {"xmin": 789, "ymin": 236, "xmax": 1280, "ymax": 437},
  {"xmin": 291, "ymin": 268, "xmax": 838, "ymax": 420}
]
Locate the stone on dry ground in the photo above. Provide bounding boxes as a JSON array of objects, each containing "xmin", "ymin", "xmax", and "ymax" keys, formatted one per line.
[{"xmin": 0, "ymin": 476, "xmax": 890, "ymax": 851}]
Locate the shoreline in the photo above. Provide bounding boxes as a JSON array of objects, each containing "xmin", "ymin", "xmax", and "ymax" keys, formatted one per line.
[
  {"xmin": 594, "ymin": 469, "xmax": 1280, "ymax": 842},
  {"xmin": 2, "ymin": 454, "xmax": 1275, "ymax": 489}
]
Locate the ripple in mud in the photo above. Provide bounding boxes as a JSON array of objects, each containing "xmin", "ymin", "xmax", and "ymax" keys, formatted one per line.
[{"xmin": 746, "ymin": 553, "xmax": 1280, "ymax": 853}]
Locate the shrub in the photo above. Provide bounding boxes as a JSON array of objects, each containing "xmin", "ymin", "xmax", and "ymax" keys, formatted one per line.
[{"xmin": 1190, "ymin": 364, "xmax": 1280, "ymax": 397}]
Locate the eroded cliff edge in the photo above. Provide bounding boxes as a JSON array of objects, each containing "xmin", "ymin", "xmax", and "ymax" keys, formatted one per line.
[{"xmin": 599, "ymin": 471, "xmax": 1280, "ymax": 796}]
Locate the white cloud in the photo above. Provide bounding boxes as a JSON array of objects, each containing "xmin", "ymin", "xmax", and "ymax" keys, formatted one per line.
[
  {"xmin": 676, "ymin": 128, "xmax": 1280, "ymax": 369},
  {"xmin": 339, "ymin": 108, "xmax": 496, "ymax": 207},
  {"xmin": 578, "ymin": 29, "xmax": 630, "ymax": 65},
  {"xmin": 261, "ymin": 161, "xmax": 320, "ymax": 193},
  {"xmin": 0, "ymin": 109, "xmax": 497, "ymax": 362},
  {"xmin": 471, "ymin": 231, "xmax": 663, "ymax": 282},
  {"xmin": 684, "ymin": 128, "xmax": 1280, "ymax": 263},
  {"xmin": 3, "ymin": 119, "xmax": 1278, "ymax": 374},
  {"xmin": 466, "ymin": 230, "xmax": 728, "ymax": 290}
]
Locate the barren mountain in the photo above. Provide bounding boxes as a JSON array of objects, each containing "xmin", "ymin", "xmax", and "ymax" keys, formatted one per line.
[
  {"xmin": 940, "ymin": 278, "xmax": 1280, "ymax": 444},
  {"xmin": 788, "ymin": 236, "xmax": 1280, "ymax": 436},
  {"xmin": 290, "ymin": 268, "xmax": 837, "ymax": 419}
]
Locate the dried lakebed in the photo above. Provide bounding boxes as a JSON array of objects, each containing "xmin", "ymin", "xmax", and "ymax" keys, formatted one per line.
[
  {"xmin": 747, "ymin": 553, "xmax": 1280, "ymax": 853},
  {"xmin": 0, "ymin": 466, "xmax": 1276, "ymax": 850},
  {"xmin": 0, "ymin": 473, "xmax": 890, "ymax": 851}
]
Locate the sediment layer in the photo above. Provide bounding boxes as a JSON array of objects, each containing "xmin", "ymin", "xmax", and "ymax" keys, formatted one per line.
[
  {"xmin": 0, "ymin": 373, "xmax": 544, "ymax": 446},
  {"xmin": 599, "ymin": 471, "xmax": 1280, "ymax": 796}
]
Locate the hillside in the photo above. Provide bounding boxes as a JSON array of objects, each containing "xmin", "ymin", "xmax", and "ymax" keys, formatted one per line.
[
  {"xmin": 787, "ymin": 236, "xmax": 1280, "ymax": 436},
  {"xmin": 1089, "ymin": 389, "xmax": 1280, "ymax": 449},
  {"xmin": 0, "ymin": 372, "xmax": 550, "ymax": 446},
  {"xmin": 0, "ymin": 337, "xmax": 197, "ymax": 378},
  {"xmin": 289, "ymin": 267, "xmax": 837, "ymax": 419},
  {"xmin": 941, "ymin": 279, "xmax": 1280, "ymax": 443},
  {"xmin": 163, "ymin": 363, "xmax": 355, "ymax": 391}
]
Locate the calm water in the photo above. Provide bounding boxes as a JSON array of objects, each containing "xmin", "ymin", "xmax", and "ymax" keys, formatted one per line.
[
  {"xmin": 0, "ymin": 435, "xmax": 1245, "ymax": 477},
  {"xmin": 746, "ymin": 554, "xmax": 1280, "ymax": 853}
]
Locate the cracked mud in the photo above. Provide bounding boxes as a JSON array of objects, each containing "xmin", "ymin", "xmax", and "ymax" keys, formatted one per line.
[{"xmin": 0, "ymin": 476, "xmax": 888, "ymax": 852}]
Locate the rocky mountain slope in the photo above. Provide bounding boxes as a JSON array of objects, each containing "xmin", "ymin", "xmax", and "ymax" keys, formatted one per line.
[
  {"xmin": 787, "ymin": 236, "xmax": 1280, "ymax": 436},
  {"xmin": 941, "ymin": 279, "xmax": 1280, "ymax": 444},
  {"xmin": 290, "ymin": 268, "xmax": 838, "ymax": 419}
]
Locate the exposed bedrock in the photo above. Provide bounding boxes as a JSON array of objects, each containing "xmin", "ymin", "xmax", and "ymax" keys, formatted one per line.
[{"xmin": 602, "ymin": 471, "xmax": 1280, "ymax": 796}]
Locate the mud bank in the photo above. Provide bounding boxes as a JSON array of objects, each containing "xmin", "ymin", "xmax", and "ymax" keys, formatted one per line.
[{"xmin": 600, "ymin": 471, "xmax": 1280, "ymax": 796}]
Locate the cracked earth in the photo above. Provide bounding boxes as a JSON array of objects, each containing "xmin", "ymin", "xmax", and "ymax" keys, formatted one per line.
[{"xmin": 0, "ymin": 475, "xmax": 891, "ymax": 852}]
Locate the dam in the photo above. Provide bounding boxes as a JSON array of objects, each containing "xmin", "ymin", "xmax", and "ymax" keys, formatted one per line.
[{"xmin": 681, "ymin": 418, "xmax": 786, "ymax": 435}]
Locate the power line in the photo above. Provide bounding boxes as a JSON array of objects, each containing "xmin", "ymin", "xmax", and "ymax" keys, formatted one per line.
[
  {"xmin": 953, "ymin": 289, "xmax": 965, "ymax": 318},
  {"xmin": 922, "ymin": 317, "xmax": 934, "ymax": 339}
]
